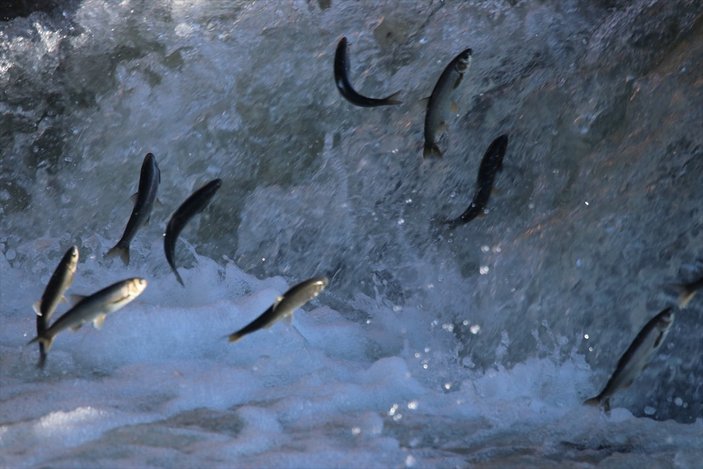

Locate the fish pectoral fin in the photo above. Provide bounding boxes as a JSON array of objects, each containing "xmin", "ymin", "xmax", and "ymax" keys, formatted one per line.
[
  {"xmin": 452, "ymin": 75, "xmax": 464, "ymax": 89},
  {"xmin": 653, "ymin": 330, "xmax": 665, "ymax": 348},
  {"xmin": 71, "ymin": 323, "xmax": 83, "ymax": 331},
  {"xmin": 130, "ymin": 192, "xmax": 138, "ymax": 206},
  {"xmin": 93, "ymin": 314, "xmax": 107, "ymax": 329},
  {"xmin": 70, "ymin": 294, "xmax": 87, "ymax": 306},
  {"xmin": 33, "ymin": 300, "xmax": 42, "ymax": 316}
]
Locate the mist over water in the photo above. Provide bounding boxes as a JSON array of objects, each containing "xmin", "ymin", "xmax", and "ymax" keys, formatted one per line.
[{"xmin": 2, "ymin": 0, "xmax": 703, "ymax": 466}]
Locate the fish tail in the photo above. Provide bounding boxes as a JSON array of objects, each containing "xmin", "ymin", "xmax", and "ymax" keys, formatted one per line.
[
  {"xmin": 37, "ymin": 348, "xmax": 47, "ymax": 369},
  {"xmin": 105, "ymin": 244, "xmax": 130, "ymax": 265},
  {"xmin": 28, "ymin": 335, "xmax": 53, "ymax": 351},
  {"xmin": 382, "ymin": 90, "xmax": 402, "ymax": 105},
  {"xmin": 423, "ymin": 141, "xmax": 442, "ymax": 158},
  {"xmin": 227, "ymin": 331, "xmax": 244, "ymax": 343},
  {"xmin": 172, "ymin": 268, "xmax": 185, "ymax": 287}
]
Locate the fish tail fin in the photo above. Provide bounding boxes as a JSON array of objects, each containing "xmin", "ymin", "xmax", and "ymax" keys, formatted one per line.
[
  {"xmin": 173, "ymin": 269, "xmax": 185, "ymax": 287},
  {"xmin": 227, "ymin": 331, "xmax": 244, "ymax": 343},
  {"xmin": 28, "ymin": 335, "xmax": 53, "ymax": 351},
  {"xmin": 423, "ymin": 141, "xmax": 442, "ymax": 158},
  {"xmin": 105, "ymin": 244, "xmax": 130, "ymax": 265},
  {"xmin": 382, "ymin": 90, "xmax": 402, "ymax": 105}
]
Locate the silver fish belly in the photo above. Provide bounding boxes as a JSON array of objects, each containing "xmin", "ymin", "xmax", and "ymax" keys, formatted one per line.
[
  {"xmin": 584, "ymin": 307, "xmax": 674, "ymax": 411},
  {"xmin": 423, "ymin": 48, "xmax": 472, "ymax": 158},
  {"xmin": 227, "ymin": 276, "xmax": 329, "ymax": 343},
  {"xmin": 28, "ymin": 277, "xmax": 148, "ymax": 351}
]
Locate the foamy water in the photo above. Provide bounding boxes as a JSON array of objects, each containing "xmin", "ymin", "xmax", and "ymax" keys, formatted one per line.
[{"xmin": 2, "ymin": 0, "xmax": 703, "ymax": 467}]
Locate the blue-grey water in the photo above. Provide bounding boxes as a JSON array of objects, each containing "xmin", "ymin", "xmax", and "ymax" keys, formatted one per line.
[{"xmin": 1, "ymin": 1, "xmax": 702, "ymax": 467}]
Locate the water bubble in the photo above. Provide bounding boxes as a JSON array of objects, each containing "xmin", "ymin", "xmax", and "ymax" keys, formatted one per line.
[
  {"xmin": 479, "ymin": 266, "xmax": 489, "ymax": 275},
  {"xmin": 407, "ymin": 400, "xmax": 418, "ymax": 410},
  {"xmin": 644, "ymin": 406, "xmax": 656, "ymax": 416},
  {"xmin": 351, "ymin": 426, "xmax": 361, "ymax": 435},
  {"xmin": 405, "ymin": 455, "xmax": 416, "ymax": 467},
  {"xmin": 674, "ymin": 397, "xmax": 683, "ymax": 407},
  {"xmin": 481, "ymin": 245, "xmax": 490, "ymax": 253},
  {"xmin": 469, "ymin": 324, "xmax": 481, "ymax": 334}
]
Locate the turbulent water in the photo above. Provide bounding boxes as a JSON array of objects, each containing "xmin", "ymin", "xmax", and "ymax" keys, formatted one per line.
[{"xmin": 2, "ymin": 0, "xmax": 703, "ymax": 467}]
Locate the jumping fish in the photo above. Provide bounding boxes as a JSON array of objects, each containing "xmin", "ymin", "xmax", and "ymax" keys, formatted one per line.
[
  {"xmin": 34, "ymin": 245, "xmax": 79, "ymax": 367},
  {"xmin": 106, "ymin": 153, "xmax": 160, "ymax": 265},
  {"xmin": 445, "ymin": 134, "xmax": 509, "ymax": 227},
  {"xmin": 28, "ymin": 277, "xmax": 148, "ymax": 352},
  {"xmin": 334, "ymin": 37, "xmax": 402, "ymax": 107},
  {"xmin": 423, "ymin": 48, "xmax": 472, "ymax": 158},
  {"xmin": 227, "ymin": 276, "xmax": 329, "ymax": 343},
  {"xmin": 584, "ymin": 307, "xmax": 675, "ymax": 411},
  {"xmin": 164, "ymin": 178, "xmax": 222, "ymax": 286}
]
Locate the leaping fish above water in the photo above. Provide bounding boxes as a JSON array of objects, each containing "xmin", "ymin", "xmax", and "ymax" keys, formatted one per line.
[
  {"xmin": 34, "ymin": 245, "xmax": 79, "ymax": 368},
  {"xmin": 227, "ymin": 276, "xmax": 329, "ymax": 343},
  {"xmin": 28, "ymin": 277, "xmax": 148, "ymax": 353},
  {"xmin": 164, "ymin": 178, "xmax": 222, "ymax": 286},
  {"xmin": 423, "ymin": 48, "xmax": 472, "ymax": 158},
  {"xmin": 105, "ymin": 153, "xmax": 160, "ymax": 265},
  {"xmin": 334, "ymin": 37, "xmax": 402, "ymax": 108},
  {"xmin": 584, "ymin": 307, "xmax": 675, "ymax": 412},
  {"xmin": 444, "ymin": 134, "xmax": 509, "ymax": 227}
]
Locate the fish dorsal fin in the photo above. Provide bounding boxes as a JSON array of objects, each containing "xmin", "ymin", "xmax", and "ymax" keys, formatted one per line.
[
  {"xmin": 70, "ymin": 294, "xmax": 87, "ymax": 306},
  {"xmin": 93, "ymin": 314, "xmax": 107, "ymax": 329},
  {"xmin": 33, "ymin": 300, "xmax": 42, "ymax": 316}
]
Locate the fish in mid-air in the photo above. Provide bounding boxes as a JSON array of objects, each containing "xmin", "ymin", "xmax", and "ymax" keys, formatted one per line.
[
  {"xmin": 227, "ymin": 276, "xmax": 329, "ymax": 343},
  {"xmin": 671, "ymin": 275, "xmax": 703, "ymax": 308},
  {"xmin": 28, "ymin": 277, "xmax": 148, "ymax": 352},
  {"xmin": 106, "ymin": 153, "xmax": 160, "ymax": 265},
  {"xmin": 445, "ymin": 134, "xmax": 509, "ymax": 227},
  {"xmin": 334, "ymin": 37, "xmax": 402, "ymax": 107},
  {"xmin": 34, "ymin": 245, "xmax": 79, "ymax": 367},
  {"xmin": 584, "ymin": 307, "xmax": 675, "ymax": 411},
  {"xmin": 423, "ymin": 48, "xmax": 472, "ymax": 158},
  {"xmin": 164, "ymin": 178, "xmax": 222, "ymax": 286}
]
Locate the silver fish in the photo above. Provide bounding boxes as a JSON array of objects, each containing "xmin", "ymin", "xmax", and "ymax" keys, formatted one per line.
[
  {"xmin": 28, "ymin": 277, "xmax": 148, "ymax": 352},
  {"xmin": 423, "ymin": 48, "xmax": 472, "ymax": 158},
  {"xmin": 106, "ymin": 153, "xmax": 160, "ymax": 265},
  {"xmin": 584, "ymin": 307, "xmax": 675, "ymax": 411},
  {"xmin": 34, "ymin": 246, "xmax": 79, "ymax": 367},
  {"xmin": 228, "ymin": 276, "xmax": 329, "ymax": 343},
  {"xmin": 334, "ymin": 37, "xmax": 402, "ymax": 108},
  {"xmin": 164, "ymin": 178, "xmax": 222, "ymax": 286}
]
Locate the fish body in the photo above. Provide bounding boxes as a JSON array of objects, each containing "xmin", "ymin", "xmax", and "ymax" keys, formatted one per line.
[
  {"xmin": 28, "ymin": 278, "xmax": 147, "ymax": 352},
  {"xmin": 446, "ymin": 134, "xmax": 509, "ymax": 227},
  {"xmin": 334, "ymin": 37, "xmax": 401, "ymax": 108},
  {"xmin": 584, "ymin": 307, "xmax": 675, "ymax": 411},
  {"xmin": 228, "ymin": 276, "xmax": 329, "ymax": 343},
  {"xmin": 423, "ymin": 48, "xmax": 472, "ymax": 158},
  {"xmin": 106, "ymin": 153, "xmax": 160, "ymax": 265},
  {"xmin": 164, "ymin": 178, "xmax": 222, "ymax": 286},
  {"xmin": 673, "ymin": 276, "xmax": 703, "ymax": 308},
  {"xmin": 34, "ymin": 246, "xmax": 79, "ymax": 367}
]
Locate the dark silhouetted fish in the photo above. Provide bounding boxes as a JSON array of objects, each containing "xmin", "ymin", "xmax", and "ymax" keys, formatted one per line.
[
  {"xmin": 164, "ymin": 179, "xmax": 222, "ymax": 286},
  {"xmin": 334, "ymin": 37, "xmax": 401, "ymax": 108}
]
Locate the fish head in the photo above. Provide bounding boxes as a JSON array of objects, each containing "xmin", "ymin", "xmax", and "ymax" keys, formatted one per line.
[
  {"xmin": 67, "ymin": 245, "xmax": 80, "ymax": 271},
  {"xmin": 309, "ymin": 276, "xmax": 329, "ymax": 297},
  {"xmin": 127, "ymin": 278, "xmax": 149, "ymax": 297},
  {"xmin": 455, "ymin": 48, "xmax": 473, "ymax": 73}
]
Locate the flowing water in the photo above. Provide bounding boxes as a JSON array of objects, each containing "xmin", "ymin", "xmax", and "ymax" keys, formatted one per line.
[{"xmin": 1, "ymin": 1, "xmax": 703, "ymax": 467}]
